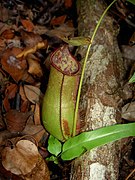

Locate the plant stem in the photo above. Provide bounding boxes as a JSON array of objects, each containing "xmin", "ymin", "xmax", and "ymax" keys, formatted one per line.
[{"xmin": 73, "ymin": 0, "xmax": 117, "ymax": 136}]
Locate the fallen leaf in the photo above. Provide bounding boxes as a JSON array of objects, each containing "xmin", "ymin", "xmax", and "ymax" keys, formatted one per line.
[
  {"xmin": 33, "ymin": 25, "xmax": 48, "ymax": 35},
  {"xmin": 1, "ymin": 48, "xmax": 27, "ymax": 82},
  {"xmin": 65, "ymin": 0, "xmax": 72, "ymax": 8},
  {"xmin": 24, "ymin": 85, "xmax": 43, "ymax": 104},
  {"xmin": 21, "ymin": 19, "xmax": 34, "ymax": 32},
  {"xmin": 2, "ymin": 139, "xmax": 50, "ymax": 179},
  {"xmin": 22, "ymin": 124, "xmax": 48, "ymax": 143},
  {"xmin": 5, "ymin": 83, "xmax": 18, "ymax": 99},
  {"xmin": 0, "ymin": 5, "xmax": 9, "ymax": 22},
  {"xmin": 16, "ymin": 41, "xmax": 47, "ymax": 58},
  {"xmin": 1, "ymin": 48, "xmax": 35, "ymax": 83},
  {"xmin": 0, "ymin": 38, "xmax": 6, "ymax": 52},
  {"xmin": 20, "ymin": 29, "xmax": 42, "ymax": 47},
  {"xmin": 50, "ymin": 15, "xmax": 67, "ymax": 26},
  {"xmin": 0, "ymin": 130, "xmax": 12, "ymax": 146},
  {"xmin": 24, "ymin": 156, "xmax": 50, "ymax": 180},
  {"xmin": 5, "ymin": 109, "xmax": 33, "ymax": 133},
  {"xmin": 122, "ymin": 83, "xmax": 133, "ymax": 100},
  {"xmin": 19, "ymin": 85, "xmax": 28, "ymax": 102},
  {"xmin": 34, "ymin": 103, "xmax": 41, "ymax": 125},
  {"xmin": 2, "ymin": 139, "xmax": 40, "ymax": 175},
  {"xmin": 21, "ymin": 101, "xmax": 30, "ymax": 112},
  {"xmin": 121, "ymin": 45, "xmax": 135, "ymax": 61},
  {"xmin": 27, "ymin": 54, "xmax": 43, "ymax": 78},
  {"xmin": 22, "ymin": 123, "xmax": 48, "ymax": 143},
  {"xmin": 3, "ymin": 84, "xmax": 18, "ymax": 111},
  {"xmin": 1, "ymin": 29, "xmax": 15, "ymax": 39},
  {"xmin": 46, "ymin": 23, "xmax": 74, "ymax": 38},
  {"xmin": 129, "ymin": 31, "xmax": 135, "ymax": 46},
  {"xmin": 0, "ymin": 109, "xmax": 5, "ymax": 130},
  {"xmin": 6, "ymin": 38, "xmax": 21, "ymax": 49},
  {"xmin": 122, "ymin": 102, "xmax": 135, "ymax": 121},
  {"xmin": 3, "ymin": 97, "xmax": 10, "ymax": 112},
  {"xmin": 19, "ymin": 85, "xmax": 30, "ymax": 112}
]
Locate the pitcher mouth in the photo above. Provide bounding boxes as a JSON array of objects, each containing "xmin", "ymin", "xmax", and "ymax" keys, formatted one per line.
[{"xmin": 50, "ymin": 45, "xmax": 80, "ymax": 76}]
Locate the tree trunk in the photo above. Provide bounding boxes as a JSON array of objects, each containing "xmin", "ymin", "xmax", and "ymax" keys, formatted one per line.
[{"xmin": 70, "ymin": 0, "xmax": 125, "ymax": 179}]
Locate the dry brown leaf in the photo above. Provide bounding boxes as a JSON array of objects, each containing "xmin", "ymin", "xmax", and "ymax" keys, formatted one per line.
[
  {"xmin": 16, "ymin": 41, "xmax": 47, "ymax": 58},
  {"xmin": 27, "ymin": 54, "xmax": 43, "ymax": 77},
  {"xmin": 34, "ymin": 103, "xmax": 41, "ymax": 125},
  {"xmin": 3, "ymin": 97, "xmax": 10, "ymax": 112},
  {"xmin": 2, "ymin": 139, "xmax": 50, "ymax": 179},
  {"xmin": 0, "ymin": 109, "xmax": 5, "ymax": 130},
  {"xmin": 21, "ymin": 72, "xmax": 35, "ymax": 84},
  {"xmin": 33, "ymin": 25, "xmax": 48, "ymax": 35},
  {"xmin": 0, "ymin": 5, "xmax": 9, "ymax": 22},
  {"xmin": 122, "ymin": 102, "xmax": 135, "ymax": 121},
  {"xmin": 19, "ymin": 85, "xmax": 30, "ymax": 112},
  {"xmin": 0, "ymin": 22, "xmax": 16, "ymax": 36},
  {"xmin": 3, "ymin": 83, "xmax": 18, "ymax": 111},
  {"xmin": 1, "ymin": 29, "xmax": 15, "ymax": 39},
  {"xmin": 0, "ymin": 38, "xmax": 6, "ymax": 52},
  {"xmin": 46, "ymin": 23, "xmax": 74, "ymax": 38},
  {"xmin": 5, "ymin": 83, "xmax": 18, "ymax": 99},
  {"xmin": 0, "ymin": 130, "xmax": 12, "ymax": 145},
  {"xmin": 24, "ymin": 85, "xmax": 43, "ymax": 104},
  {"xmin": 121, "ymin": 45, "xmax": 135, "ymax": 61},
  {"xmin": 23, "ymin": 156, "xmax": 50, "ymax": 180},
  {"xmin": 0, "ymin": 71, "xmax": 6, "ymax": 93},
  {"xmin": 19, "ymin": 85, "xmax": 28, "ymax": 102},
  {"xmin": 122, "ymin": 83, "xmax": 133, "ymax": 101},
  {"xmin": 50, "ymin": 15, "xmax": 67, "ymax": 26},
  {"xmin": 1, "ymin": 48, "xmax": 35, "ymax": 83},
  {"xmin": 22, "ymin": 124, "xmax": 48, "ymax": 143},
  {"xmin": 21, "ymin": 19, "xmax": 34, "ymax": 32},
  {"xmin": 5, "ymin": 109, "xmax": 33, "ymax": 133},
  {"xmin": 6, "ymin": 37, "xmax": 21, "ymax": 49},
  {"xmin": 20, "ymin": 29, "xmax": 42, "ymax": 47},
  {"xmin": 1, "ymin": 48, "xmax": 27, "ymax": 82},
  {"xmin": 65, "ymin": 0, "xmax": 72, "ymax": 8},
  {"xmin": 2, "ymin": 140, "xmax": 40, "ymax": 175},
  {"xmin": 129, "ymin": 31, "xmax": 135, "ymax": 46},
  {"xmin": 20, "ymin": 101, "xmax": 30, "ymax": 112}
]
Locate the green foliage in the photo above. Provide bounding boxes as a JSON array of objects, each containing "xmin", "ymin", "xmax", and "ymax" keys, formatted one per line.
[
  {"xmin": 62, "ymin": 36, "xmax": 91, "ymax": 46},
  {"xmin": 61, "ymin": 123, "xmax": 135, "ymax": 160},
  {"xmin": 127, "ymin": 0, "xmax": 135, "ymax": 5},
  {"xmin": 47, "ymin": 135, "xmax": 61, "ymax": 164},
  {"xmin": 47, "ymin": 123, "xmax": 135, "ymax": 161},
  {"xmin": 46, "ymin": 155, "xmax": 59, "ymax": 164},
  {"xmin": 129, "ymin": 72, "xmax": 135, "ymax": 83},
  {"xmin": 47, "ymin": 135, "xmax": 62, "ymax": 156}
]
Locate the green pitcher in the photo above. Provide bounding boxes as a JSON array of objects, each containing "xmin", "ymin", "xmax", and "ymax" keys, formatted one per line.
[{"xmin": 42, "ymin": 45, "xmax": 80, "ymax": 142}]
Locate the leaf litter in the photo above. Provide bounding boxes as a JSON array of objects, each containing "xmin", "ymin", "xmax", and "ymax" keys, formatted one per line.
[{"xmin": 0, "ymin": 0, "xmax": 78, "ymax": 179}]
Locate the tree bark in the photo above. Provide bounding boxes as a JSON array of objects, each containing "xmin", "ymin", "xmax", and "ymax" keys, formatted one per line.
[{"xmin": 70, "ymin": 0, "xmax": 125, "ymax": 179}]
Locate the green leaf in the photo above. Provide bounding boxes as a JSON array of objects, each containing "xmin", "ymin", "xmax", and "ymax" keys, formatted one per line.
[
  {"xmin": 61, "ymin": 123, "xmax": 135, "ymax": 160},
  {"xmin": 62, "ymin": 36, "xmax": 91, "ymax": 46},
  {"xmin": 129, "ymin": 72, "xmax": 135, "ymax": 83},
  {"xmin": 47, "ymin": 135, "xmax": 62, "ymax": 156},
  {"xmin": 126, "ymin": 0, "xmax": 135, "ymax": 5},
  {"xmin": 46, "ymin": 155, "xmax": 59, "ymax": 164}
]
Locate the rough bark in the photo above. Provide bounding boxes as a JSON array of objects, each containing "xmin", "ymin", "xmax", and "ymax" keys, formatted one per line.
[{"xmin": 70, "ymin": 0, "xmax": 125, "ymax": 179}]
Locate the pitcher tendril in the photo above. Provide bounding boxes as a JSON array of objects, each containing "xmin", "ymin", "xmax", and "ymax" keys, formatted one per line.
[{"xmin": 73, "ymin": 0, "xmax": 117, "ymax": 136}]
